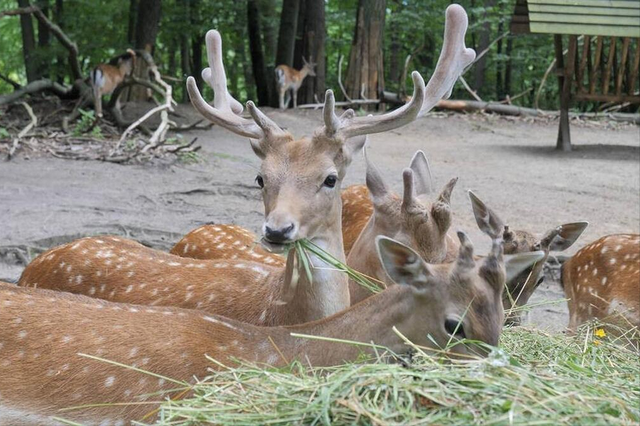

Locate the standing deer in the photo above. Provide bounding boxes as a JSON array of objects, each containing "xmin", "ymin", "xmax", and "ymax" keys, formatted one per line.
[
  {"xmin": 275, "ymin": 57, "xmax": 316, "ymax": 110},
  {"xmin": 91, "ymin": 49, "xmax": 136, "ymax": 118},
  {"xmin": 561, "ymin": 234, "xmax": 640, "ymax": 332},
  {"xmin": 19, "ymin": 5, "xmax": 474, "ymax": 325},
  {"xmin": 0, "ymin": 194, "xmax": 544, "ymax": 424}
]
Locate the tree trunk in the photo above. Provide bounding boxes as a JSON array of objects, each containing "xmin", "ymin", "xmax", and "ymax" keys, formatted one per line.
[
  {"xmin": 344, "ymin": 0, "xmax": 386, "ymax": 107},
  {"xmin": 191, "ymin": 34, "xmax": 204, "ymax": 92},
  {"xmin": 36, "ymin": 0, "xmax": 50, "ymax": 78},
  {"xmin": 127, "ymin": 0, "xmax": 137, "ymax": 45},
  {"xmin": 296, "ymin": 0, "xmax": 326, "ymax": 104},
  {"xmin": 504, "ymin": 36, "xmax": 513, "ymax": 97},
  {"xmin": 247, "ymin": 0, "xmax": 270, "ymax": 105},
  {"xmin": 17, "ymin": 0, "xmax": 39, "ymax": 82},
  {"xmin": 496, "ymin": 20, "xmax": 503, "ymax": 100},
  {"xmin": 276, "ymin": 0, "xmax": 300, "ymax": 67},
  {"xmin": 259, "ymin": 0, "xmax": 278, "ymax": 107},
  {"xmin": 53, "ymin": 0, "xmax": 64, "ymax": 83},
  {"xmin": 129, "ymin": 0, "xmax": 162, "ymax": 100},
  {"xmin": 473, "ymin": 0, "xmax": 495, "ymax": 94}
]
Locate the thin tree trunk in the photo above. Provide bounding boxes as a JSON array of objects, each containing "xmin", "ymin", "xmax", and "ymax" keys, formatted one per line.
[
  {"xmin": 53, "ymin": 0, "xmax": 64, "ymax": 83},
  {"xmin": 496, "ymin": 21, "xmax": 504, "ymax": 100},
  {"xmin": 473, "ymin": 0, "xmax": 495, "ymax": 93},
  {"xmin": 130, "ymin": 0, "xmax": 162, "ymax": 100},
  {"xmin": 504, "ymin": 36, "xmax": 513, "ymax": 97},
  {"xmin": 191, "ymin": 34, "xmax": 204, "ymax": 92},
  {"xmin": 259, "ymin": 0, "xmax": 277, "ymax": 107},
  {"xmin": 36, "ymin": 0, "xmax": 50, "ymax": 78},
  {"xmin": 127, "ymin": 0, "xmax": 137, "ymax": 45},
  {"xmin": 297, "ymin": 0, "xmax": 325, "ymax": 104},
  {"xmin": 276, "ymin": 0, "xmax": 300, "ymax": 67},
  {"xmin": 344, "ymin": 0, "xmax": 386, "ymax": 108},
  {"xmin": 17, "ymin": 0, "xmax": 39, "ymax": 82},
  {"xmin": 247, "ymin": 0, "xmax": 270, "ymax": 105}
]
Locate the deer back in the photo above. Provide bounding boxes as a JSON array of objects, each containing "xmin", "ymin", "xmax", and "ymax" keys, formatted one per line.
[{"xmin": 562, "ymin": 234, "xmax": 640, "ymax": 332}]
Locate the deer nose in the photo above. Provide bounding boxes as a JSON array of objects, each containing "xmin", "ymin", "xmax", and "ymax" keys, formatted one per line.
[{"xmin": 264, "ymin": 224, "xmax": 295, "ymax": 244}]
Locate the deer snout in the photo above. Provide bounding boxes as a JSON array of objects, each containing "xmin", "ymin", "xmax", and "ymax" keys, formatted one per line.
[{"xmin": 263, "ymin": 221, "xmax": 297, "ymax": 244}]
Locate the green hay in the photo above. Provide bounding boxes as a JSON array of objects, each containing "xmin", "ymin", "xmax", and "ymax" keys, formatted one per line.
[{"xmin": 156, "ymin": 325, "xmax": 639, "ymax": 425}]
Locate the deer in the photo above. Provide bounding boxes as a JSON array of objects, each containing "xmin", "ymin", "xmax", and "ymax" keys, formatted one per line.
[
  {"xmin": 0, "ymin": 193, "xmax": 544, "ymax": 424},
  {"xmin": 90, "ymin": 49, "xmax": 136, "ymax": 118},
  {"xmin": 275, "ymin": 57, "xmax": 316, "ymax": 110},
  {"xmin": 561, "ymin": 234, "xmax": 640, "ymax": 333},
  {"xmin": 18, "ymin": 5, "xmax": 476, "ymax": 326}
]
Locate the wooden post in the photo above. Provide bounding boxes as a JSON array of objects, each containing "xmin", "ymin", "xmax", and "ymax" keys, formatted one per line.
[{"xmin": 554, "ymin": 34, "xmax": 571, "ymax": 151}]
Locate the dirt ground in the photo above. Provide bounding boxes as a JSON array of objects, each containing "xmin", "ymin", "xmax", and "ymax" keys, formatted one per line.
[{"xmin": 1, "ymin": 106, "xmax": 639, "ymax": 332}]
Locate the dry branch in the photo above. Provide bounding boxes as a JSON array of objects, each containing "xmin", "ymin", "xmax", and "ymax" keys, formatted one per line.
[
  {"xmin": 0, "ymin": 79, "xmax": 72, "ymax": 105},
  {"xmin": 7, "ymin": 102, "xmax": 37, "ymax": 160}
]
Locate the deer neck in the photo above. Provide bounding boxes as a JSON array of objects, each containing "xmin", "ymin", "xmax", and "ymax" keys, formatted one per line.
[
  {"xmin": 277, "ymin": 217, "xmax": 350, "ymax": 324},
  {"xmin": 276, "ymin": 285, "xmax": 420, "ymax": 365}
]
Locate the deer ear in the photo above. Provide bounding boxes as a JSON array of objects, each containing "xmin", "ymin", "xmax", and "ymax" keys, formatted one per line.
[
  {"xmin": 504, "ymin": 251, "xmax": 545, "ymax": 284},
  {"xmin": 468, "ymin": 191, "xmax": 504, "ymax": 239},
  {"xmin": 249, "ymin": 139, "xmax": 266, "ymax": 159},
  {"xmin": 408, "ymin": 150, "xmax": 433, "ymax": 196},
  {"xmin": 546, "ymin": 222, "xmax": 589, "ymax": 252},
  {"xmin": 364, "ymin": 146, "xmax": 389, "ymax": 201},
  {"xmin": 343, "ymin": 135, "xmax": 368, "ymax": 159},
  {"xmin": 376, "ymin": 236, "xmax": 433, "ymax": 288}
]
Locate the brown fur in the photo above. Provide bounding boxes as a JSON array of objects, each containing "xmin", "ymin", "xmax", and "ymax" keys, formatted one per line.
[
  {"xmin": 341, "ymin": 184, "xmax": 374, "ymax": 255},
  {"xmin": 275, "ymin": 58, "xmax": 316, "ymax": 110},
  {"xmin": 91, "ymin": 49, "xmax": 135, "ymax": 117},
  {"xmin": 562, "ymin": 234, "xmax": 640, "ymax": 331},
  {"xmin": 1, "ymin": 230, "xmax": 506, "ymax": 424}
]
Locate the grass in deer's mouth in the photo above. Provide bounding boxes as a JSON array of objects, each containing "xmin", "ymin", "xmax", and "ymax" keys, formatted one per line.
[
  {"xmin": 156, "ymin": 324, "xmax": 639, "ymax": 425},
  {"xmin": 293, "ymin": 238, "xmax": 384, "ymax": 294}
]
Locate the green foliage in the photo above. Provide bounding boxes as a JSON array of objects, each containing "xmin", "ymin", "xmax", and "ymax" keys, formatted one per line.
[
  {"xmin": 71, "ymin": 109, "xmax": 101, "ymax": 137},
  {"xmin": 0, "ymin": 127, "xmax": 10, "ymax": 139}
]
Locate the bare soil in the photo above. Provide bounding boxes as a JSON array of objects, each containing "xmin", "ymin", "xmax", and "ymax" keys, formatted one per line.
[{"xmin": 1, "ymin": 106, "xmax": 638, "ymax": 332}]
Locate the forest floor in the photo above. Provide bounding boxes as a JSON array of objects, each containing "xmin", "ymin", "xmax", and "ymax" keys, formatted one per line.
[{"xmin": 1, "ymin": 105, "xmax": 638, "ymax": 331}]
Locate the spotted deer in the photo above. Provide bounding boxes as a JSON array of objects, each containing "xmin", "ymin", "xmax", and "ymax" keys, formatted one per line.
[
  {"xmin": 346, "ymin": 149, "xmax": 459, "ymax": 304},
  {"xmin": 19, "ymin": 6, "xmax": 474, "ymax": 325},
  {"xmin": 561, "ymin": 234, "xmax": 640, "ymax": 332},
  {"xmin": 91, "ymin": 49, "xmax": 136, "ymax": 118},
  {"xmin": 0, "ymin": 196, "xmax": 544, "ymax": 424},
  {"xmin": 275, "ymin": 57, "xmax": 316, "ymax": 110}
]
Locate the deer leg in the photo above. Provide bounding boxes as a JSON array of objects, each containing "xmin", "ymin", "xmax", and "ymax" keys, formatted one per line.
[
  {"xmin": 278, "ymin": 89, "xmax": 285, "ymax": 110},
  {"xmin": 293, "ymin": 89, "xmax": 298, "ymax": 109},
  {"xmin": 93, "ymin": 85, "xmax": 103, "ymax": 118},
  {"xmin": 284, "ymin": 90, "xmax": 291, "ymax": 109}
]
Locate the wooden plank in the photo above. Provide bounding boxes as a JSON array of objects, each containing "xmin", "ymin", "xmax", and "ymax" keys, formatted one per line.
[
  {"xmin": 511, "ymin": 15, "xmax": 531, "ymax": 23},
  {"xmin": 589, "ymin": 36, "xmax": 603, "ymax": 94},
  {"xmin": 529, "ymin": 12, "xmax": 639, "ymax": 26},
  {"xmin": 602, "ymin": 37, "xmax": 616, "ymax": 95},
  {"xmin": 629, "ymin": 41, "xmax": 640, "ymax": 95},
  {"xmin": 529, "ymin": 0, "xmax": 640, "ymax": 9},
  {"xmin": 575, "ymin": 93, "xmax": 640, "ymax": 103},
  {"xmin": 615, "ymin": 38, "xmax": 630, "ymax": 95},
  {"xmin": 577, "ymin": 35, "xmax": 590, "ymax": 93},
  {"xmin": 529, "ymin": 22, "xmax": 640, "ymax": 37},
  {"xmin": 528, "ymin": 4, "xmax": 640, "ymax": 16},
  {"xmin": 510, "ymin": 23, "xmax": 531, "ymax": 34}
]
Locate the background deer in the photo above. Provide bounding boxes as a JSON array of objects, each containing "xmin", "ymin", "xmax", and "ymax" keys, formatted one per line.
[
  {"xmin": 500, "ymin": 221, "xmax": 588, "ymax": 325},
  {"xmin": 90, "ymin": 49, "xmax": 136, "ymax": 118},
  {"xmin": 0, "ymin": 196, "xmax": 543, "ymax": 424},
  {"xmin": 561, "ymin": 234, "xmax": 639, "ymax": 333},
  {"xmin": 275, "ymin": 57, "xmax": 316, "ymax": 110},
  {"xmin": 19, "ymin": 7, "xmax": 463, "ymax": 326}
]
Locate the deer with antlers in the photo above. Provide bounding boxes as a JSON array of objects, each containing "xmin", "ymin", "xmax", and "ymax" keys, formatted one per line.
[
  {"xmin": 0, "ymin": 189, "xmax": 544, "ymax": 424},
  {"xmin": 275, "ymin": 57, "xmax": 316, "ymax": 110},
  {"xmin": 561, "ymin": 234, "xmax": 640, "ymax": 332},
  {"xmin": 18, "ymin": 5, "xmax": 476, "ymax": 326},
  {"xmin": 91, "ymin": 49, "xmax": 136, "ymax": 118}
]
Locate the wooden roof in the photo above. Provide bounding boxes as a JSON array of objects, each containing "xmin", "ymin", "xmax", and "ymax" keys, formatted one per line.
[{"xmin": 511, "ymin": 0, "xmax": 640, "ymax": 37}]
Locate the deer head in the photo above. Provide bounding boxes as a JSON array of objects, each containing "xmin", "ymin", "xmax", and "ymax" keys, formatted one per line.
[
  {"xmin": 302, "ymin": 56, "xmax": 316, "ymax": 77},
  {"xmin": 347, "ymin": 149, "xmax": 459, "ymax": 303},
  {"xmin": 187, "ymin": 6, "xmax": 473, "ymax": 255},
  {"xmin": 502, "ymin": 221, "xmax": 588, "ymax": 325},
  {"xmin": 376, "ymin": 191, "xmax": 545, "ymax": 354}
]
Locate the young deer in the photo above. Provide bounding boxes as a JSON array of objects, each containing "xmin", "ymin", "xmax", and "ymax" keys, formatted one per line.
[
  {"xmin": 501, "ymin": 222, "xmax": 588, "ymax": 325},
  {"xmin": 19, "ymin": 6, "xmax": 474, "ymax": 325},
  {"xmin": 91, "ymin": 49, "xmax": 136, "ymax": 118},
  {"xmin": 0, "ymin": 203, "xmax": 543, "ymax": 424},
  {"xmin": 561, "ymin": 234, "xmax": 640, "ymax": 332},
  {"xmin": 346, "ymin": 149, "xmax": 459, "ymax": 304},
  {"xmin": 275, "ymin": 57, "xmax": 316, "ymax": 110}
]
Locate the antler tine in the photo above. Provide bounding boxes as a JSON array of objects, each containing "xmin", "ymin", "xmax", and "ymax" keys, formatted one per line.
[
  {"xmin": 323, "ymin": 90, "xmax": 341, "ymax": 137},
  {"xmin": 401, "ymin": 168, "xmax": 416, "ymax": 212},
  {"xmin": 419, "ymin": 4, "xmax": 476, "ymax": 117},
  {"xmin": 328, "ymin": 71, "xmax": 426, "ymax": 139},
  {"xmin": 187, "ymin": 30, "xmax": 275, "ymax": 140}
]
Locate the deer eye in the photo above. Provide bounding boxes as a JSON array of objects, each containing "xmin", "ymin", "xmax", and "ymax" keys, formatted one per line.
[
  {"xmin": 444, "ymin": 318, "xmax": 466, "ymax": 338},
  {"xmin": 255, "ymin": 175, "xmax": 264, "ymax": 189},
  {"xmin": 323, "ymin": 175, "xmax": 337, "ymax": 188}
]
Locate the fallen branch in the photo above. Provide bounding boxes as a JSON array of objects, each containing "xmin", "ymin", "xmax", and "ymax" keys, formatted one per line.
[
  {"xmin": 298, "ymin": 99, "xmax": 380, "ymax": 110},
  {"xmin": 0, "ymin": 79, "xmax": 72, "ymax": 105},
  {"xmin": 7, "ymin": 102, "xmax": 37, "ymax": 160},
  {"xmin": 0, "ymin": 72, "xmax": 21, "ymax": 89},
  {"xmin": 459, "ymin": 75, "xmax": 483, "ymax": 102},
  {"xmin": 0, "ymin": 5, "xmax": 37, "ymax": 18}
]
